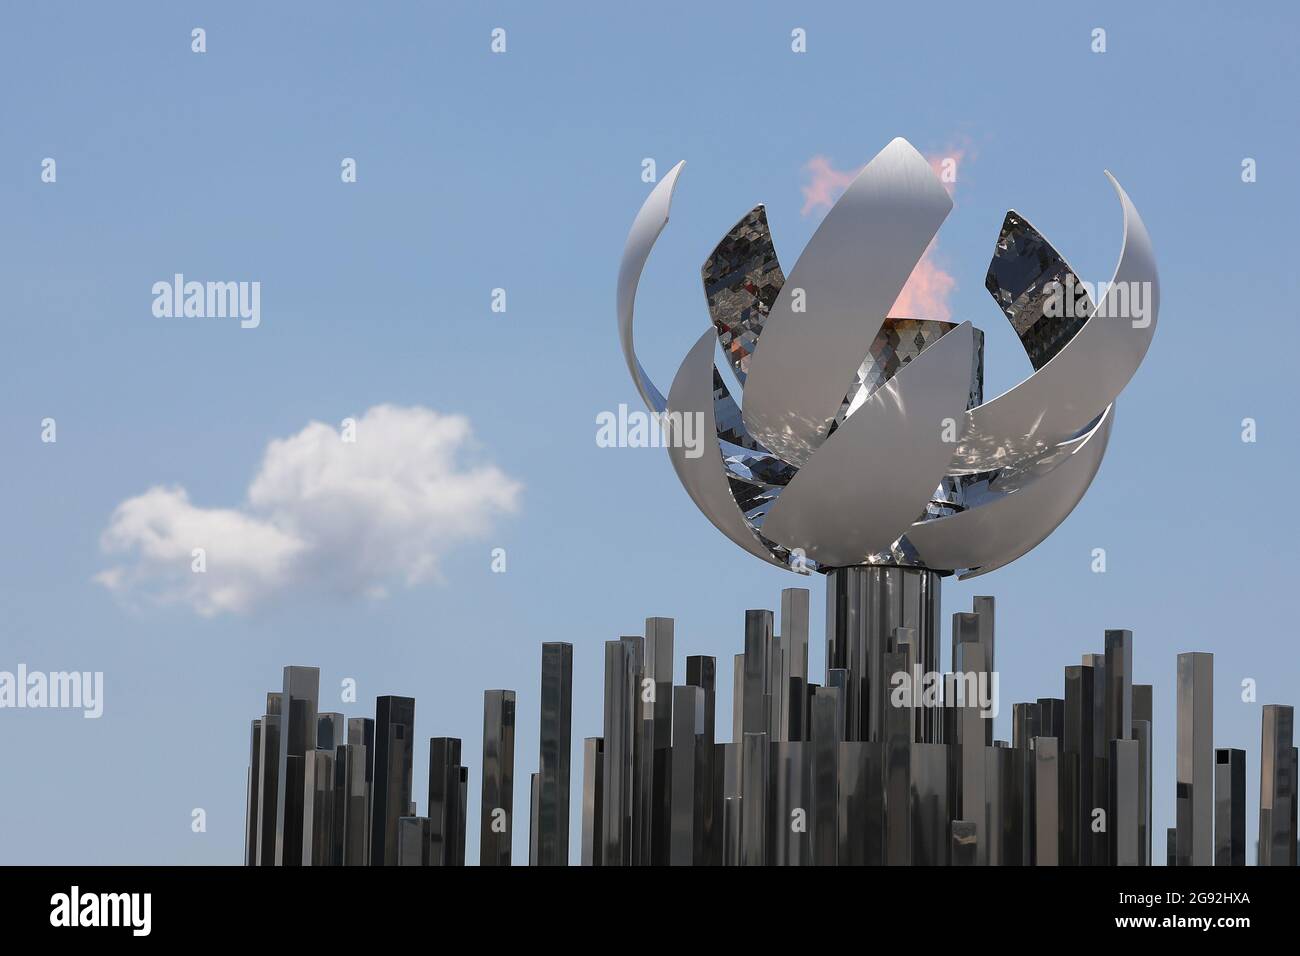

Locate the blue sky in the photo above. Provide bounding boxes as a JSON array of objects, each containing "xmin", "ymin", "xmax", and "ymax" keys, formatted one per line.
[{"xmin": 1, "ymin": 1, "xmax": 1296, "ymax": 863}]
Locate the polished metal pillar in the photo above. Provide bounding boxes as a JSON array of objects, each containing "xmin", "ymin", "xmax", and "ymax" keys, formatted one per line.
[
  {"xmin": 317, "ymin": 712, "xmax": 345, "ymax": 752},
  {"xmin": 953, "ymin": 621, "xmax": 987, "ymax": 864},
  {"xmin": 370, "ymin": 695, "xmax": 414, "ymax": 866},
  {"xmin": 397, "ymin": 816, "xmax": 432, "ymax": 866},
  {"xmin": 837, "ymin": 740, "xmax": 883, "ymax": 864},
  {"xmin": 1013, "ymin": 703, "xmax": 1038, "ymax": 751},
  {"xmin": 685, "ymin": 656, "xmax": 718, "ymax": 863},
  {"xmin": 769, "ymin": 741, "xmax": 812, "ymax": 865},
  {"xmin": 256, "ymin": 694, "xmax": 282, "ymax": 866},
  {"xmin": 1134, "ymin": 719, "xmax": 1152, "ymax": 866},
  {"xmin": 884, "ymin": 641, "xmax": 912, "ymax": 864},
  {"xmin": 275, "ymin": 666, "xmax": 319, "ymax": 866},
  {"xmin": 245, "ymin": 720, "xmax": 261, "ymax": 867},
  {"xmin": 1258, "ymin": 704, "xmax": 1295, "ymax": 866},
  {"xmin": 302, "ymin": 749, "xmax": 336, "ymax": 865},
  {"xmin": 1037, "ymin": 698, "xmax": 1064, "ymax": 740},
  {"xmin": 601, "ymin": 637, "xmax": 641, "ymax": 866},
  {"xmin": 732, "ymin": 654, "xmax": 744, "ymax": 745},
  {"xmin": 670, "ymin": 685, "xmax": 706, "ymax": 865},
  {"xmin": 1034, "ymin": 736, "xmax": 1059, "ymax": 866},
  {"xmin": 1083, "ymin": 651, "xmax": 1109, "ymax": 866},
  {"xmin": 743, "ymin": 611, "xmax": 772, "ymax": 736},
  {"xmin": 986, "ymin": 745, "xmax": 1015, "ymax": 866},
  {"xmin": 428, "ymin": 737, "xmax": 464, "ymax": 866},
  {"xmin": 1215, "ymin": 748, "xmax": 1245, "ymax": 866},
  {"xmin": 810, "ymin": 687, "xmax": 840, "ymax": 865},
  {"xmin": 740, "ymin": 732, "xmax": 768, "ymax": 865},
  {"xmin": 1104, "ymin": 630, "xmax": 1133, "ymax": 745},
  {"xmin": 580, "ymin": 737, "xmax": 604, "ymax": 866},
  {"xmin": 537, "ymin": 642, "xmax": 573, "ymax": 866},
  {"xmin": 1134, "ymin": 684, "xmax": 1153, "ymax": 866},
  {"xmin": 1064, "ymin": 664, "xmax": 1095, "ymax": 865},
  {"xmin": 779, "ymin": 588, "xmax": 810, "ymax": 741},
  {"xmin": 825, "ymin": 566, "xmax": 941, "ymax": 744},
  {"xmin": 912, "ymin": 743, "xmax": 949, "ymax": 865},
  {"xmin": 528, "ymin": 773, "xmax": 540, "ymax": 865},
  {"xmin": 1175, "ymin": 652, "xmax": 1213, "ymax": 866},
  {"xmin": 480, "ymin": 689, "xmax": 517, "ymax": 866},
  {"xmin": 644, "ymin": 618, "xmax": 674, "ymax": 866},
  {"xmin": 1110, "ymin": 738, "xmax": 1139, "ymax": 866},
  {"xmin": 336, "ymin": 741, "xmax": 370, "ymax": 865}
]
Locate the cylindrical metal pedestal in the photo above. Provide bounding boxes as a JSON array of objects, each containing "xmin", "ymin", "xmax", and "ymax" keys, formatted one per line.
[{"xmin": 825, "ymin": 565, "xmax": 942, "ymax": 743}]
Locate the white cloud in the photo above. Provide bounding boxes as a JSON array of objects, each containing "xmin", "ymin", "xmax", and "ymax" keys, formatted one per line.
[{"xmin": 96, "ymin": 404, "xmax": 522, "ymax": 616}]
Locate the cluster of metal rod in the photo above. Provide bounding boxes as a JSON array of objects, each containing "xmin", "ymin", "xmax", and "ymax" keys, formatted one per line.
[{"xmin": 244, "ymin": 570, "xmax": 1297, "ymax": 865}]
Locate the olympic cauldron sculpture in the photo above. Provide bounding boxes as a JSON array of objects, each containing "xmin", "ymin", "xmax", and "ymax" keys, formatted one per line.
[{"xmin": 616, "ymin": 138, "xmax": 1158, "ymax": 578}]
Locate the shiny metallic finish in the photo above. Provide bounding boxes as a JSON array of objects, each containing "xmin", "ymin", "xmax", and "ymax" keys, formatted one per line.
[
  {"xmin": 1063, "ymin": 665, "xmax": 1095, "ymax": 865},
  {"xmin": 244, "ymin": 721, "xmax": 261, "ymax": 867},
  {"xmin": 617, "ymin": 138, "xmax": 1159, "ymax": 578},
  {"xmin": 428, "ymin": 737, "xmax": 465, "ymax": 867},
  {"xmin": 302, "ymin": 749, "xmax": 336, "ymax": 866},
  {"xmin": 984, "ymin": 210, "xmax": 1092, "ymax": 370},
  {"xmin": 701, "ymin": 205, "xmax": 784, "ymax": 384},
  {"xmin": 1175, "ymin": 652, "xmax": 1213, "ymax": 866},
  {"xmin": 537, "ymin": 643, "xmax": 573, "ymax": 866},
  {"xmin": 1215, "ymin": 748, "xmax": 1246, "ymax": 866},
  {"xmin": 370, "ymin": 695, "xmax": 414, "ymax": 867},
  {"xmin": 1110, "ymin": 739, "xmax": 1140, "ymax": 866},
  {"xmin": 810, "ymin": 689, "xmax": 840, "ymax": 865},
  {"xmin": 644, "ymin": 618, "xmax": 674, "ymax": 865},
  {"xmin": 243, "ymin": 580, "xmax": 1300, "ymax": 869},
  {"xmin": 1033, "ymin": 737, "xmax": 1060, "ymax": 866},
  {"xmin": 760, "ymin": 322, "xmax": 977, "ymax": 567},
  {"xmin": 397, "ymin": 817, "xmax": 432, "ymax": 866},
  {"xmin": 580, "ymin": 737, "xmax": 604, "ymax": 867},
  {"xmin": 1134, "ymin": 719, "xmax": 1152, "ymax": 867},
  {"xmin": 740, "ymin": 733, "xmax": 768, "ymax": 866},
  {"xmin": 601, "ymin": 637, "xmax": 641, "ymax": 865},
  {"xmin": 336, "ymin": 742, "xmax": 370, "ymax": 866},
  {"xmin": 769, "ymin": 741, "xmax": 812, "ymax": 866},
  {"xmin": 911, "ymin": 743, "xmax": 949, "ymax": 865},
  {"xmin": 742, "ymin": 611, "xmax": 771, "ymax": 737},
  {"xmin": 480, "ymin": 689, "xmax": 516, "ymax": 866},
  {"xmin": 838, "ymin": 741, "xmax": 884, "ymax": 865},
  {"xmin": 255, "ymin": 695, "xmax": 282, "ymax": 867},
  {"xmin": 826, "ymin": 565, "xmax": 941, "ymax": 743},
  {"xmin": 779, "ymin": 589, "xmax": 810, "ymax": 741},
  {"xmin": 275, "ymin": 666, "xmax": 319, "ymax": 867},
  {"xmin": 1105, "ymin": 629, "xmax": 1133, "ymax": 745},
  {"xmin": 670, "ymin": 686, "xmax": 707, "ymax": 865},
  {"xmin": 1258, "ymin": 704, "xmax": 1295, "ymax": 866}
]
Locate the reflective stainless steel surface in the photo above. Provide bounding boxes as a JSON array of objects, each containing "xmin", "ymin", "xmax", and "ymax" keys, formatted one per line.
[{"xmin": 1175, "ymin": 652, "xmax": 1212, "ymax": 866}]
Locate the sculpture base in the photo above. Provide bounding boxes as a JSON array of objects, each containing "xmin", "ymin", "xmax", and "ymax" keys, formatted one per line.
[{"xmin": 825, "ymin": 565, "xmax": 942, "ymax": 742}]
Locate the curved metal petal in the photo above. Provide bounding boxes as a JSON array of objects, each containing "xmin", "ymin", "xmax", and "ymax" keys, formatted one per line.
[
  {"xmin": 665, "ymin": 329, "xmax": 788, "ymax": 568},
  {"xmin": 907, "ymin": 405, "xmax": 1114, "ymax": 577},
  {"xmin": 741, "ymin": 138, "xmax": 954, "ymax": 467},
  {"xmin": 760, "ymin": 322, "xmax": 976, "ymax": 567},
  {"xmin": 617, "ymin": 161, "xmax": 686, "ymax": 413},
  {"xmin": 950, "ymin": 173, "xmax": 1157, "ymax": 474}
]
